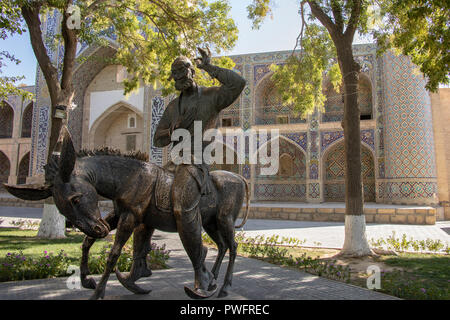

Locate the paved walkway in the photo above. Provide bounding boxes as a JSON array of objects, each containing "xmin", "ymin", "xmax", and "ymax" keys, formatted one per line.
[
  {"xmin": 1, "ymin": 205, "xmax": 449, "ymax": 249},
  {"xmin": 0, "ymin": 231, "xmax": 398, "ymax": 300},
  {"xmin": 0, "ymin": 205, "xmax": 448, "ymax": 300}
]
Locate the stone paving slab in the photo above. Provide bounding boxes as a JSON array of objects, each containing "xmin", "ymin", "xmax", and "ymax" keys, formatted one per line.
[{"xmin": 0, "ymin": 231, "xmax": 398, "ymax": 300}]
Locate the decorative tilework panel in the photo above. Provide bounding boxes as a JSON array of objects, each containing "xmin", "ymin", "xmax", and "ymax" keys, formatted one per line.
[
  {"xmin": 383, "ymin": 51, "xmax": 436, "ymax": 180},
  {"xmin": 321, "ymin": 129, "xmax": 375, "ymax": 152},
  {"xmin": 256, "ymin": 137, "xmax": 306, "ymax": 181},
  {"xmin": 254, "ymin": 183, "xmax": 307, "ymax": 202},
  {"xmin": 379, "ymin": 181, "xmax": 438, "ymax": 202},
  {"xmin": 35, "ymin": 106, "xmax": 50, "ymax": 174},
  {"xmin": 308, "ymin": 183, "xmax": 320, "ymax": 199},
  {"xmin": 324, "ymin": 142, "xmax": 375, "ymax": 202},
  {"xmin": 150, "ymin": 97, "xmax": 165, "ymax": 166}
]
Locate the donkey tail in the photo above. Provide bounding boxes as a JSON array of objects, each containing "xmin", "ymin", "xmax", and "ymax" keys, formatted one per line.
[{"xmin": 235, "ymin": 176, "xmax": 250, "ymax": 229}]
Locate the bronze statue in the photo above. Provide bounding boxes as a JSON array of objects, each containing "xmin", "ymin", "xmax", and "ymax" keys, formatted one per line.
[
  {"xmin": 5, "ymin": 48, "xmax": 248, "ymax": 299},
  {"xmin": 153, "ymin": 47, "xmax": 246, "ymax": 297},
  {"xmin": 6, "ymin": 129, "xmax": 249, "ymax": 299}
]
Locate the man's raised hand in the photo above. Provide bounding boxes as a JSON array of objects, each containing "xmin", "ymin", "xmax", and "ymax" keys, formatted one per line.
[{"xmin": 194, "ymin": 47, "xmax": 212, "ymax": 70}]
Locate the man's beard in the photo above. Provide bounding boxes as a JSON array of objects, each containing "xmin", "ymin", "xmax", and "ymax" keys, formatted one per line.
[{"xmin": 175, "ymin": 77, "xmax": 194, "ymax": 91}]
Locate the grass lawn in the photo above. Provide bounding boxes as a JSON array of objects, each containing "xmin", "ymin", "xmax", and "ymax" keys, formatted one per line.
[
  {"xmin": 202, "ymin": 232, "xmax": 450, "ymax": 300},
  {"xmin": 0, "ymin": 227, "xmax": 170, "ymax": 283},
  {"xmin": 0, "ymin": 228, "xmax": 109, "ymax": 265}
]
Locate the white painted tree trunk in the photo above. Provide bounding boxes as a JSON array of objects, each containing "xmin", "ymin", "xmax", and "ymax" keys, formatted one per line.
[
  {"xmin": 37, "ymin": 202, "xmax": 66, "ymax": 239},
  {"xmin": 340, "ymin": 215, "xmax": 373, "ymax": 257}
]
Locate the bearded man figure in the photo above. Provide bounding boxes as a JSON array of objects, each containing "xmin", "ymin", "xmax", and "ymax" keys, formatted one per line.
[{"xmin": 154, "ymin": 47, "xmax": 246, "ymax": 298}]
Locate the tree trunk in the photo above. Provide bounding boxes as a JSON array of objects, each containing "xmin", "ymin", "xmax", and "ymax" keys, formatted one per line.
[
  {"xmin": 22, "ymin": 3, "xmax": 77, "ymax": 239},
  {"xmin": 37, "ymin": 200, "xmax": 66, "ymax": 239},
  {"xmin": 336, "ymin": 41, "xmax": 372, "ymax": 257}
]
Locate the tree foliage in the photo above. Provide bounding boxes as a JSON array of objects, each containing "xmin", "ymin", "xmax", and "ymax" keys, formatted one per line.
[
  {"xmin": 375, "ymin": 0, "xmax": 449, "ymax": 91},
  {"xmin": 247, "ymin": 0, "xmax": 449, "ymax": 99},
  {"xmin": 0, "ymin": 0, "xmax": 32, "ymax": 100},
  {"xmin": 1, "ymin": 0, "xmax": 238, "ymax": 99},
  {"xmin": 270, "ymin": 24, "xmax": 341, "ymax": 118}
]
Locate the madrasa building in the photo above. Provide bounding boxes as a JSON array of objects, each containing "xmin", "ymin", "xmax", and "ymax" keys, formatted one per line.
[{"xmin": 1, "ymin": 11, "xmax": 449, "ymax": 225}]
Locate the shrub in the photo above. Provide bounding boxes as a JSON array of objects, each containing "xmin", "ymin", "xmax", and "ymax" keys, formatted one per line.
[
  {"xmin": 203, "ymin": 232, "xmax": 350, "ymax": 283},
  {"xmin": 0, "ymin": 250, "xmax": 70, "ymax": 282},
  {"xmin": 369, "ymin": 232, "xmax": 447, "ymax": 254},
  {"xmin": 88, "ymin": 238, "xmax": 170, "ymax": 274}
]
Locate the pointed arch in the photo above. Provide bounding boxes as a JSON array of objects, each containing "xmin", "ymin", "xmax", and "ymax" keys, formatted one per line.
[
  {"xmin": 0, "ymin": 151, "xmax": 10, "ymax": 190},
  {"xmin": 88, "ymin": 101, "xmax": 144, "ymax": 152},
  {"xmin": 17, "ymin": 152, "xmax": 30, "ymax": 185},
  {"xmin": 21, "ymin": 102, "xmax": 33, "ymax": 138},
  {"xmin": 254, "ymin": 135, "xmax": 307, "ymax": 202},
  {"xmin": 322, "ymin": 140, "xmax": 375, "ymax": 202},
  {"xmin": 358, "ymin": 73, "xmax": 373, "ymax": 120},
  {"xmin": 0, "ymin": 101, "xmax": 14, "ymax": 138},
  {"xmin": 322, "ymin": 72, "xmax": 374, "ymax": 122},
  {"xmin": 252, "ymin": 71, "xmax": 308, "ymax": 125}
]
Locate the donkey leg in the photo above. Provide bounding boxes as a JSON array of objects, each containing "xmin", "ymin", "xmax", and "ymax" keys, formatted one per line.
[
  {"xmin": 217, "ymin": 215, "xmax": 238, "ymax": 298},
  {"xmin": 203, "ymin": 224, "xmax": 227, "ymax": 280},
  {"xmin": 89, "ymin": 213, "xmax": 134, "ymax": 300},
  {"xmin": 116, "ymin": 224, "xmax": 154, "ymax": 294},
  {"xmin": 80, "ymin": 236, "xmax": 97, "ymax": 289},
  {"xmin": 80, "ymin": 210, "xmax": 119, "ymax": 290}
]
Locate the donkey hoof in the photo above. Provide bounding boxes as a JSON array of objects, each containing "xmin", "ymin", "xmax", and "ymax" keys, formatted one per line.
[
  {"xmin": 218, "ymin": 283, "xmax": 231, "ymax": 298},
  {"xmin": 89, "ymin": 288, "xmax": 105, "ymax": 300},
  {"xmin": 81, "ymin": 276, "xmax": 97, "ymax": 290},
  {"xmin": 218, "ymin": 288, "xmax": 229, "ymax": 298},
  {"xmin": 115, "ymin": 269, "xmax": 152, "ymax": 295},
  {"xmin": 184, "ymin": 286, "xmax": 217, "ymax": 300}
]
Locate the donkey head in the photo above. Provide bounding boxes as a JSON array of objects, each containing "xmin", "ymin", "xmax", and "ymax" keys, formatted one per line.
[{"xmin": 4, "ymin": 128, "xmax": 109, "ymax": 238}]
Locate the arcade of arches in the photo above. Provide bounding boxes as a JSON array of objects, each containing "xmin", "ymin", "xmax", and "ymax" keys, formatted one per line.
[
  {"xmin": 0, "ymin": 99, "xmax": 33, "ymax": 189},
  {"xmin": 9, "ymin": 45, "xmax": 450, "ymax": 220}
]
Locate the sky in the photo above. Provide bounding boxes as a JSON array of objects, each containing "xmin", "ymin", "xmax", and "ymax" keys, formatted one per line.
[{"xmin": 0, "ymin": 0, "xmax": 306, "ymax": 86}]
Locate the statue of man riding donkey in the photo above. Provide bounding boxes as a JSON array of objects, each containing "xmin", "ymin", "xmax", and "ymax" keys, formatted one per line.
[{"xmin": 5, "ymin": 47, "xmax": 250, "ymax": 300}]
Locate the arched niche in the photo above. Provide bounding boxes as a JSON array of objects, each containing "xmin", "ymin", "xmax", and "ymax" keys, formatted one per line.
[
  {"xmin": 321, "ymin": 73, "xmax": 373, "ymax": 122},
  {"xmin": 323, "ymin": 141, "xmax": 375, "ymax": 202},
  {"xmin": 0, "ymin": 151, "xmax": 10, "ymax": 190},
  {"xmin": 254, "ymin": 73, "xmax": 305, "ymax": 125},
  {"xmin": 89, "ymin": 102, "xmax": 144, "ymax": 153},
  {"xmin": 21, "ymin": 102, "xmax": 33, "ymax": 138},
  {"xmin": 254, "ymin": 136, "xmax": 307, "ymax": 202},
  {"xmin": 17, "ymin": 152, "xmax": 30, "ymax": 184},
  {"xmin": 0, "ymin": 101, "xmax": 14, "ymax": 139}
]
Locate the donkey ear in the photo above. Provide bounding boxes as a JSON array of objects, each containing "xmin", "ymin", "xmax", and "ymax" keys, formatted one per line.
[
  {"xmin": 4, "ymin": 183, "xmax": 52, "ymax": 201},
  {"xmin": 58, "ymin": 126, "xmax": 76, "ymax": 183}
]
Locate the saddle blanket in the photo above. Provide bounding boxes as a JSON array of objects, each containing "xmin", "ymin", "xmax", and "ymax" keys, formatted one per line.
[{"xmin": 155, "ymin": 166, "xmax": 217, "ymax": 212}]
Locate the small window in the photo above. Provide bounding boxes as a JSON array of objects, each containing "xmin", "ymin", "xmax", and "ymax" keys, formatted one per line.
[
  {"xmin": 126, "ymin": 134, "xmax": 136, "ymax": 151},
  {"xmin": 222, "ymin": 118, "xmax": 232, "ymax": 127},
  {"xmin": 360, "ymin": 114, "xmax": 372, "ymax": 120},
  {"xmin": 128, "ymin": 116, "xmax": 136, "ymax": 128},
  {"xmin": 276, "ymin": 116, "xmax": 289, "ymax": 125}
]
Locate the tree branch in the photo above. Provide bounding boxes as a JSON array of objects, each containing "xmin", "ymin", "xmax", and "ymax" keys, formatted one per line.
[
  {"xmin": 60, "ymin": 1, "xmax": 78, "ymax": 95},
  {"xmin": 21, "ymin": 2, "xmax": 60, "ymax": 103},
  {"xmin": 344, "ymin": 0, "xmax": 361, "ymax": 40},
  {"xmin": 330, "ymin": 0, "xmax": 344, "ymax": 33},
  {"xmin": 307, "ymin": 1, "xmax": 341, "ymax": 41}
]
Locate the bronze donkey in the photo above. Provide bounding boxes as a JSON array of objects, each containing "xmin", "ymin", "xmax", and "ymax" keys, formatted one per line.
[{"xmin": 5, "ymin": 128, "xmax": 249, "ymax": 300}]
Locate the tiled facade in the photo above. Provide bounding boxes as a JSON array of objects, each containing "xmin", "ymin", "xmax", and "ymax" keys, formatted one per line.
[{"xmin": 2, "ymin": 10, "xmax": 448, "ymax": 220}]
